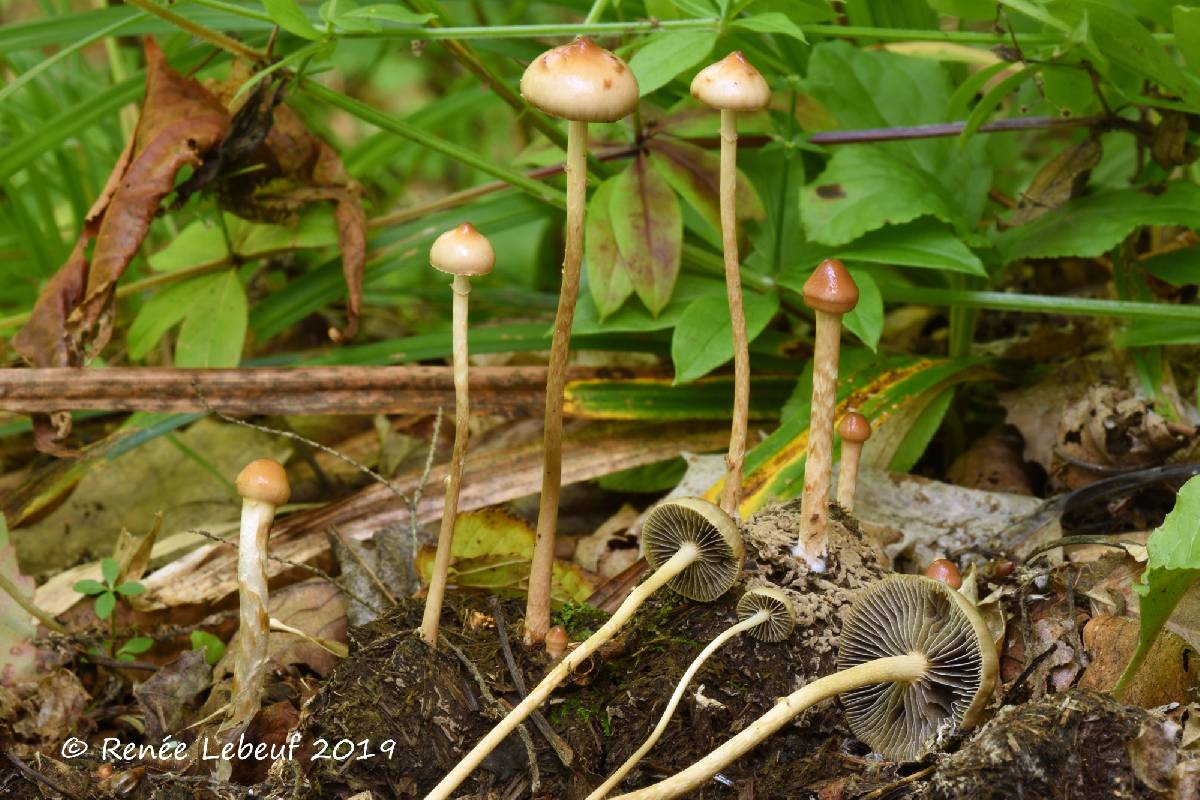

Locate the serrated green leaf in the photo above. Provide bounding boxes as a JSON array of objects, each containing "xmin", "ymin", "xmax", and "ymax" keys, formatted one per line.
[
  {"xmin": 790, "ymin": 219, "xmax": 986, "ymax": 276},
  {"xmin": 585, "ymin": 176, "xmax": 634, "ymax": 319},
  {"xmin": 671, "ymin": 290, "xmax": 780, "ymax": 383},
  {"xmin": 174, "ymin": 270, "xmax": 248, "ymax": 368},
  {"xmin": 996, "ymin": 182, "xmax": 1200, "ymax": 263},
  {"xmin": 1115, "ymin": 476, "xmax": 1200, "ymax": 693},
  {"xmin": 628, "ymin": 30, "xmax": 717, "ymax": 95},
  {"xmin": 263, "ymin": 0, "xmax": 323, "ymax": 39},
  {"xmin": 610, "ymin": 154, "xmax": 683, "ymax": 315},
  {"xmin": 732, "ymin": 12, "xmax": 807, "ymax": 41},
  {"xmin": 94, "ymin": 592, "xmax": 116, "ymax": 620}
]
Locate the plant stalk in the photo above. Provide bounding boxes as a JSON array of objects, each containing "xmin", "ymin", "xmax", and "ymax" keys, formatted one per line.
[
  {"xmin": 718, "ymin": 108, "xmax": 749, "ymax": 518},
  {"xmin": 526, "ymin": 118, "xmax": 588, "ymax": 646},
  {"xmin": 123, "ymin": 0, "xmax": 266, "ymax": 63},
  {"xmin": 794, "ymin": 310, "xmax": 842, "ymax": 569},
  {"xmin": 611, "ymin": 653, "xmax": 930, "ymax": 800},
  {"xmin": 0, "ymin": 570, "xmax": 69, "ymax": 635},
  {"xmin": 586, "ymin": 608, "xmax": 767, "ymax": 800},
  {"xmin": 420, "ymin": 274, "xmax": 471, "ymax": 647},
  {"xmin": 427, "ymin": 543, "xmax": 699, "ymax": 800}
]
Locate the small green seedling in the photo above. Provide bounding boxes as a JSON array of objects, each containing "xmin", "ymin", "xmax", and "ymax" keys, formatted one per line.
[
  {"xmin": 75, "ymin": 558, "xmax": 151, "ymax": 661},
  {"xmin": 191, "ymin": 630, "xmax": 226, "ymax": 666}
]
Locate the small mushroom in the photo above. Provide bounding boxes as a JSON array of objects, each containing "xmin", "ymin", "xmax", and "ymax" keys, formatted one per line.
[
  {"xmin": 427, "ymin": 498, "xmax": 742, "ymax": 800},
  {"xmin": 521, "ymin": 37, "xmax": 640, "ymax": 645},
  {"xmin": 794, "ymin": 258, "xmax": 859, "ymax": 571},
  {"xmin": 689, "ymin": 52, "xmax": 771, "ymax": 517},
  {"xmin": 587, "ymin": 586, "xmax": 793, "ymax": 800},
  {"xmin": 924, "ymin": 558, "xmax": 962, "ymax": 589},
  {"xmin": 836, "ymin": 410, "xmax": 871, "ymax": 512},
  {"xmin": 229, "ymin": 458, "xmax": 290, "ymax": 726},
  {"xmin": 610, "ymin": 574, "xmax": 997, "ymax": 800},
  {"xmin": 545, "ymin": 625, "xmax": 569, "ymax": 660},
  {"xmin": 420, "ymin": 223, "xmax": 495, "ymax": 648}
]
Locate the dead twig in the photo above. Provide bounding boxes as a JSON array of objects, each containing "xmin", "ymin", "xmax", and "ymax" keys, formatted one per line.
[
  {"xmin": 857, "ymin": 764, "xmax": 936, "ymax": 799},
  {"xmin": 4, "ymin": 751, "xmax": 82, "ymax": 800}
]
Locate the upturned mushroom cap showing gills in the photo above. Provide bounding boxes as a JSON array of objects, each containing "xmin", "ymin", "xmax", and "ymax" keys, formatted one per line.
[
  {"xmin": 641, "ymin": 498, "xmax": 744, "ymax": 601},
  {"xmin": 838, "ymin": 411, "xmax": 872, "ymax": 445},
  {"xmin": 803, "ymin": 258, "xmax": 859, "ymax": 315},
  {"xmin": 235, "ymin": 459, "xmax": 290, "ymax": 506},
  {"xmin": 429, "ymin": 223, "xmax": 495, "ymax": 277},
  {"xmin": 690, "ymin": 51, "xmax": 771, "ymax": 112},
  {"xmin": 837, "ymin": 574, "xmax": 998, "ymax": 761},
  {"xmin": 736, "ymin": 586, "xmax": 796, "ymax": 643},
  {"xmin": 520, "ymin": 37, "xmax": 639, "ymax": 122}
]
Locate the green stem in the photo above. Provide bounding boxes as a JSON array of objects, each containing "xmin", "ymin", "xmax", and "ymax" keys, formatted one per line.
[
  {"xmin": 883, "ymin": 287, "xmax": 1200, "ymax": 322},
  {"xmin": 186, "ymin": 0, "xmax": 274, "ymax": 23},
  {"xmin": 124, "ymin": 0, "xmax": 267, "ymax": 62},
  {"xmin": 583, "ymin": 0, "xmax": 611, "ymax": 24}
]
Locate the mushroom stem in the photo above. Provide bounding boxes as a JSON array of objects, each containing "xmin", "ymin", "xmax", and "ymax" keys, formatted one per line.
[
  {"xmin": 610, "ymin": 653, "xmax": 929, "ymax": 800},
  {"xmin": 836, "ymin": 436, "xmax": 863, "ymax": 511},
  {"xmin": 527, "ymin": 117, "xmax": 589, "ymax": 645},
  {"xmin": 231, "ymin": 497, "xmax": 277, "ymax": 725},
  {"xmin": 718, "ymin": 106, "xmax": 750, "ymax": 518},
  {"xmin": 795, "ymin": 308, "xmax": 843, "ymax": 567},
  {"xmin": 420, "ymin": 273, "xmax": 473, "ymax": 647},
  {"xmin": 586, "ymin": 608, "xmax": 769, "ymax": 800},
  {"xmin": 426, "ymin": 543, "xmax": 700, "ymax": 800}
]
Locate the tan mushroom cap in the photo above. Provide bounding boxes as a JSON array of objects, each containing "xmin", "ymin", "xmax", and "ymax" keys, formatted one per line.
[
  {"xmin": 430, "ymin": 223, "xmax": 495, "ymax": 277},
  {"xmin": 838, "ymin": 411, "xmax": 872, "ymax": 445},
  {"xmin": 641, "ymin": 498, "xmax": 744, "ymax": 602},
  {"xmin": 837, "ymin": 575, "xmax": 998, "ymax": 761},
  {"xmin": 520, "ymin": 37, "xmax": 639, "ymax": 122},
  {"xmin": 803, "ymin": 258, "xmax": 859, "ymax": 315},
  {"xmin": 736, "ymin": 585, "xmax": 796, "ymax": 643},
  {"xmin": 545, "ymin": 625, "xmax": 569, "ymax": 659},
  {"xmin": 235, "ymin": 458, "xmax": 291, "ymax": 506},
  {"xmin": 690, "ymin": 51, "xmax": 771, "ymax": 112}
]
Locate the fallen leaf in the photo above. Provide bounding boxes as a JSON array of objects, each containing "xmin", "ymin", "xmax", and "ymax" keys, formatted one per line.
[
  {"xmin": 12, "ymin": 39, "xmax": 230, "ymax": 450},
  {"xmin": 1081, "ymin": 614, "xmax": 1200, "ymax": 707},
  {"xmin": 0, "ymin": 515, "xmax": 39, "ymax": 686},
  {"xmin": 133, "ymin": 649, "xmax": 211, "ymax": 741},
  {"xmin": 13, "ymin": 670, "xmax": 90, "ymax": 746},
  {"xmin": 1007, "ymin": 138, "xmax": 1102, "ymax": 226}
]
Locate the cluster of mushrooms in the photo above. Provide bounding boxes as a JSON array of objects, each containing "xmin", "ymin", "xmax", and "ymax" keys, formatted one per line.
[{"xmin": 222, "ymin": 37, "xmax": 1000, "ymax": 800}]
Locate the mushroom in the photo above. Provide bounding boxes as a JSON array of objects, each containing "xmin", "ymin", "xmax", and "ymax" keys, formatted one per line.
[
  {"xmin": 520, "ymin": 37, "xmax": 640, "ymax": 645},
  {"xmin": 924, "ymin": 558, "xmax": 963, "ymax": 589},
  {"xmin": 836, "ymin": 410, "xmax": 871, "ymax": 512},
  {"xmin": 586, "ymin": 586, "xmax": 794, "ymax": 800},
  {"xmin": 426, "ymin": 497, "xmax": 742, "ymax": 800},
  {"xmin": 420, "ymin": 223, "xmax": 495, "ymax": 648},
  {"xmin": 610, "ymin": 574, "xmax": 997, "ymax": 800},
  {"xmin": 230, "ymin": 458, "xmax": 290, "ymax": 725},
  {"xmin": 689, "ymin": 52, "xmax": 771, "ymax": 517},
  {"xmin": 794, "ymin": 258, "xmax": 859, "ymax": 571},
  {"xmin": 545, "ymin": 625, "xmax": 569, "ymax": 660}
]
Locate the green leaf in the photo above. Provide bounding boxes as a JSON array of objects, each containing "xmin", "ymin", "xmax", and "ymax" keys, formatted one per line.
[
  {"xmin": 800, "ymin": 147, "xmax": 961, "ymax": 245},
  {"xmin": 149, "ymin": 208, "xmax": 340, "ymax": 273},
  {"xmin": 998, "ymin": 0, "xmax": 1071, "ymax": 32},
  {"xmin": 191, "ymin": 630, "xmax": 227, "ymax": 666},
  {"xmin": 842, "ymin": 268, "xmax": 883, "ymax": 351},
  {"xmin": 585, "ymin": 176, "xmax": 634, "ymax": 319},
  {"xmin": 73, "ymin": 579, "xmax": 107, "ymax": 596},
  {"xmin": 958, "ymin": 66, "xmax": 1042, "ymax": 146},
  {"xmin": 101, "ymin": 557, "xmax": 119, "ymax": 586},
  {"xmin": 1078, "ymin": 2, "xmax": 1199, "ymax": 108},
  {"xmin": 648, "ymin": 140, "xmax": 765, "ymax": 239},
  {"xmin": 563, "ymin": 374, "xmax": 795, "ymax": 420},
  {"xmin": 628, "ymin": 30, "xmax": 717, "ymax": 95},
  {"xmin": 174, "ymin": 270, "xmax": 248, "ymax": 368},
  {"xmin": 1176, "ymin": 6, "xmax": 1200, "ymax": 74},
  {"xmin": 799, "ymin": 219, "xmax": 986, "ymax": 276},
  {"xmin": 115, "ymin": 582, "xmax": 146, "ymax": 596},
  {"xmin": 94, "ymin": 592, "xmax": 116, "ymax": 621},
  {"xmin": 340, "ymin": 4, "xmax": 434, "ymax": 24},
  {"xmin": 610, "ymin": 154, "xmax": 683, "ymax": 316},
  {"xmin": 596, "ymin": 458, "xmax": 688, "ymax": 493},
  {"xmin": 888, "ymin": 384, "xmax": 954, "ymax": 471},
  {"xmin": 1115, "ymin": 476, "xmax": 1200, "ymax": 693},
  {"xmin": 263, "ymin": 0, "xmax": 324, "ymax": 39},
  {"xmin": 732, "ymin": 12, "xmax": 807, "ymax": 41},
  {"xmin": 996, "ymin": 182, "xmax": 1200, "ymax": 263},
  {"xmin": 671, "ymin": 290, "xmax": 780, "ymax": 383},
  {"xmin": 117, "ymin": 636, "xmax": 153, "ymax": 656}
]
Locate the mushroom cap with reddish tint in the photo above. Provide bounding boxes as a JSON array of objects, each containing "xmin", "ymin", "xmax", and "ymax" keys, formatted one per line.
[
  {"xmin": 430, "ymin": 223, "xmax": 495, "ymax": 277},
  {"xmin": 924, "ymin": 558, "xmax": 963, "ymax": 590},
  {"xmin": 520, "ymin": 37, "xmax": 639, "ymax": 122},
  {"xmin": 690, "ymin": 52, "xmax": 771, "ymax": 112},
  {"xmin": 236, "ymin": 459, "xmax": 291, "ymax": 506},
  {"xmin": 803, "ymin": 258, "xmax": 859, "ymax": 314},
  {"xmin": 838, "ymin": 411, "xmax": 872, "ymax": 445}
]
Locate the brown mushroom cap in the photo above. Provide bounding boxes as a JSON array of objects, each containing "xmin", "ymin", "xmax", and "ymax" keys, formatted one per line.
[
  {"xmin": 838, "ymin": 411, "xmax": 872, "ymax": 445},
  {"xmin": 736, "ymin": 586, "xmax": 796, "ymax": 643},
  {"xmin": 545, "ymin": 625, "xmax": 569, "ymax": 659},
  {"xmin": 520, "ymin": 37, "xmax": 639, "ymax": 122},
  {"xmin": 837, "ymin": 575, "xmax": 997, "ymax": 761},
  {"xmin": 430, "ymin": 223, "xmax": 495, "ymax": 277},
  {"xmin": 235, "ymin": 459, "xmax": 291, "ymax": 506},
  {"xmin": 924, "ymin": 559, "xmax": 963, "ymax": 590},
  {"xmin": 803, "ymin": 258, "xmax": 859, "ymax": 315},
  {"xmin": 641, "ymin": 498, "xmax": 744, "ymax": 602},
  {"xmin": 690, "ymin": 51, "xmax": 771, "ymax": 112}
]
